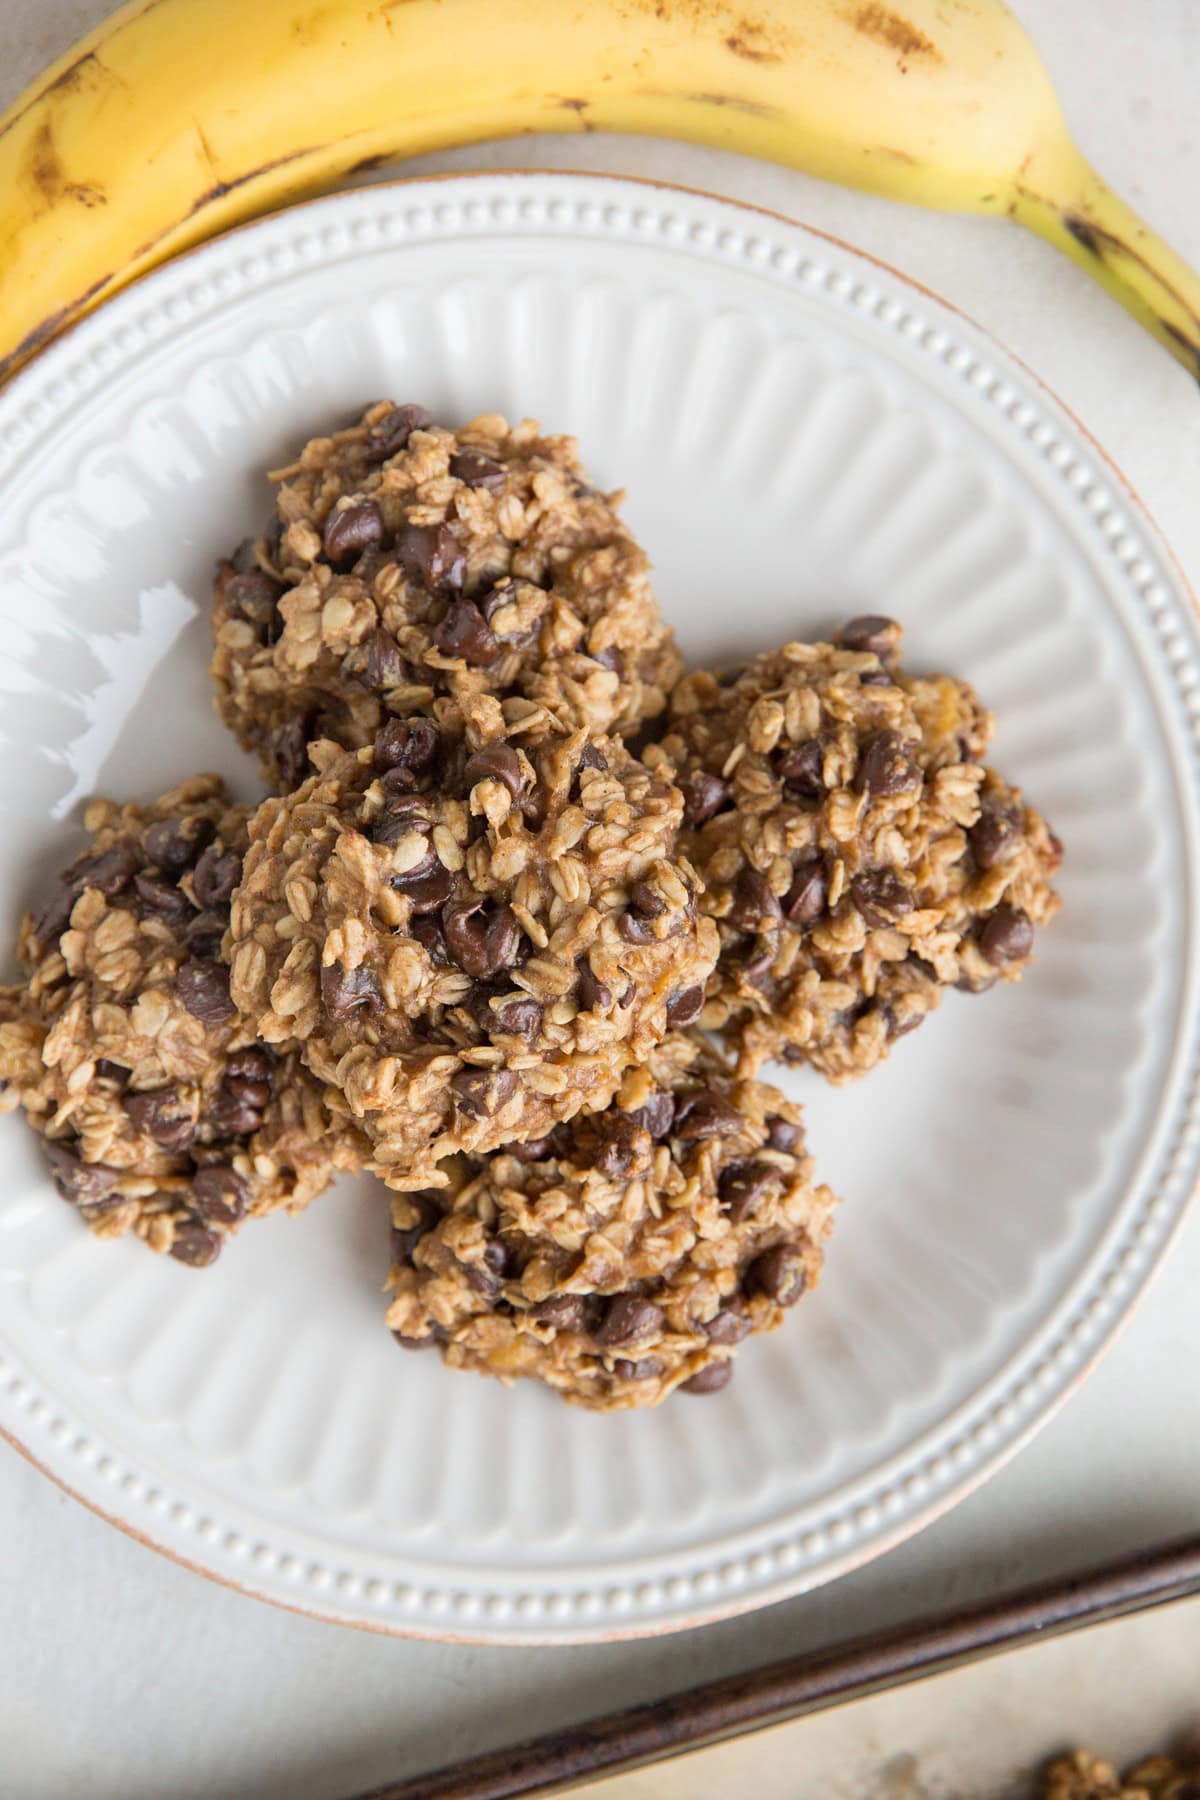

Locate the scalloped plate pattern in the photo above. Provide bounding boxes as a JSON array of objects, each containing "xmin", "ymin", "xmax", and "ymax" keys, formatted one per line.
[{"xmin": 0, "ymin": 173, "xmax": 1198, "ymax": 1642}]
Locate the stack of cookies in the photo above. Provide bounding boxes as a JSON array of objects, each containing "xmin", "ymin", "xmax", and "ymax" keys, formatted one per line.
[{"xmin": 0, "ymin": 404, "xmax": 1060, "ymax": 1409}]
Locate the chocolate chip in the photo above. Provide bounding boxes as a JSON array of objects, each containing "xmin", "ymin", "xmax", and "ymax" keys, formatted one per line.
[
  {"xmin": 737, "ymin": 944, "xmax": 778, "ymax": 993},
  {"xmin": 231, "ymin": 537, "xmax": 260, "ymax": 575},
  {"xmin": 225, "ymin": 570, "xmax": 283, "ymax": 638},
  {"xmin": 34, "ymin": 842, "xmax": 140, "ymax": 945},
  {"xmin": 718, "ymin": 1160, "xmax": 776, "ymax": 1223},
  {"xmin": 575, "ymin": 955, "xmax": 612, "ymax": 1013},
  {"xmin": 379, "ymin": 799, "xmax": 436, "ymax": 868},
  {"xmin": 464, "ymin": 742, "xmax": 524, "ymax": 804},
  {"xmin": 192, "ymin": 845, "xmax": 242, "ymax": 909},
  {"xmin": 274, "ymin": 714, "xmax": 315, "ymax": 789},
  {"xmin": 837, "ymin": 615, "xmax": 899, "ymax": 657},
  {"xmin": 969, "ymin": 811, "xmax": 1018, "ymax": 870},
  {"xmin": 320, "ymin": 963, "xmax": 384, "ymax": 1022},
  {"xmin": 747, "ymin": 1244, "xmax": 807, "ymax": 1306},
  {"xmin": 170, "ymin": 1222, "xmax": 222, "ymax": 1268},
  {"xmin": 94, "ymin": 1059, "xmax": 130, "ymax": 1087},
  {"xmin": 784, "ymin": 858, "xmax": 827, "ymax": 927},
  {"xmin": 596, "ymin": 1115, "xmax": 642, "ymax": 1178},
  {"xmin": 184, "ymin": 910, "xmax": 228, "ymax": 960},
  {"xmin": 374, "ymin": 715, "xmax": 440, "ymax": 776},
  {"xmin": 885, "ymin": 1001, "xmax": 924, "ymax": 1040},
  {"xmin": 630, "ymin": 882, "xmax": 668, "ymax": 920},
  {"xmin": 665, "ymin": 985, "xmax": 705, "ymax": 1028},
  {"xmin": 531, "ymin": 1294, "xmax": 586, "ymax": 1331},
  {"xmin": 44, "ymin": 1141, "xmax": 121, "ymax": 1204},
  {"xmin": 483, "ymin": 1238, "xmax": 518, "ymax": 1279},
  {"xmin": 390, "ymin": 1192, "xmax": 442, "ymax": 1264},
  {"xmin": 65, "ymin": 842, "xmax": 140, "ymax": 899},
  {"xmin": 625, "ymin": 1089, "xmax": 676, "ymax": 1140},
  {"xmin": 443, "ymin": 897, "xmax": 522, "ymax": 979},
  {"xmin": 207, "ymin": 1094, "xmax": 263, "ymax": 1138},
  {"xmin": 612, "ymin": 1357, "xmax": 661, "ymax": 1380},
  {"xmin": 395, "ymin": 522, "xmax": 466, "ymax": 593},
  {"xmin": 680, "ymin": 771, "xmax": 731, "ymax": 828},
  {"xmin": 765, "ymin": 1115, "xmax": 802, "ymax": 1153},
  {"xmin": 570, "ymin": 741, "xmax": 609, "ymax": 800},
  {"xmin": 145, "ymin": 815, "xmax": 215, "ymax": 875},
  {"xmin": 190, "ymin": 1165, "xmax": 248, "ymax": 1226},
  {"xmin": 680, "ymin": 1360, "xmax": 733, "ymax": 1395},
  {"xmin": 365, "ymin": 403, "xmax": 432, "ymax": 463},
  {"xmin": 431, "ymin": 598, "xmax": 499, "ymax": 666},
  {"xmin": 859, "ymin": 670, "xmax": 892, "ymax": 687},
  {"xmin": 133, "ymin": 872, "xmax": 195, "ymax": 923},
  {"xmin": 855, "ymin": 730, "xmax": 917, "ymax": 798},
  {"xmin": 703, "ymin": 1305, "xmax": 749, "ymax": 1346},
  {"xmin": 451, "ymin": 1066, "xmax": 519, "ymax": 1118},
  {"xmin": 478, "ymin": 583, "xmax": 532, "ymax": 644},
  {"xmin": 851, "ymin": 869, "xmax": 913, "ymax": 929},
  {"xmin": 728, "ymin": 868, "xmax": 781, "ymax": 934},
  {"xmin": 364, "ymin": 628, "xmax": 408, "ymax": 690},
  {"xmin": 412, "ymin": 915, "xmax": 451, "ymax": 964},
  {"xmin": 395, "ymin": 863, "xmax": 454, "ymax": 914},
  {"xmin": 491, "ymin": 995, "xmax": 543, "ymax": 1040},
  {"xmin": 673, "ymin": 1090, "xmax": 743, "ymax": 1141},
  {"xmin": 979, "ymin": 903, "xmax": 1034, "ymax": 965},
  {"xmin": 124, "ymin": 1087, "xmax": 195, "ymax": 1151},
  {"xmin": 31, "ymin": 886, "xmax": 79, "ymax": 947},
  {"xmin": 175, "ymin": 958, "xmax": 236, "ymax": 1026},
  {"xmin": 592, "ymin": 645, "xmax": 624, "ymax": 675},
  {"xmin": 224, "ymin": 1046, "xmax": 274, "ymax": 1098},
  {"xmin": 505, "ymin": 1135, "xmax": 556, "ymax": 1163},
  {"xmin": 323, "ymin": 499, "xmax": 385, "ymax": 567},
  {"xmin": 450, "ymin": 449, "xmax": 506, "ymax": 489},
  {"xmin": 619, "ymin": 910, "xmax": 657, "ymax": 946},
  {"xmin": 391, "ymin": 1327, "xmax": 440, "ymax": 1351},
  {"xmin": 372, "ymin": 800, "xmax": 433, "ymax": 853},
  {"xmin": 592, "ymin": 1292, "xmax": 664, "ymax": 1349},
  {"xmin": 776, "ymin": 738, "xmax": 825, "ymax": 801}
]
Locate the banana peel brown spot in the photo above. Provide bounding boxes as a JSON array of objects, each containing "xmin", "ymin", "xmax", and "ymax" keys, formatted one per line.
[
  {"xmin": 849, "ymin": 4, "xmax": 942, "ymax": 63},
  {"xmin": 558, "ymin": 98, "xmax": 596, "ymax": 131},
  {"xmin": 615, "ymin": 0, "xmax": 790, "ymax": 58},
  {"xmin": 0, "ymin": 269, "xmax": 112, "ymax": 387},
  {"xmin": 25, "ymin": 117, "xmax": 106, "ymax": 212},
  {"xmin": 639, "ymin": 89, "xmax": 781, "ymax": 120},
  {"xmin": 724, "ymin": 17, "xmax": 786, "ymax": 64},
  {"xmin": 0, "ymin": 45, "xmax": 123, "ymax": 142},
  {"xmin": 183, "ymin": 145, "xmax": 319, "ymax": 217},
  {"xmin": 348, "ymin": 150, "xmax": 394, "ymax": 175},
  {"xmin": 1159, "ymin": 321, "xmax": 1200, "ymax": 383}
]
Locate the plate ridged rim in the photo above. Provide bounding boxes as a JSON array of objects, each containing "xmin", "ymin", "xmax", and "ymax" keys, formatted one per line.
[{"xmin": 1, "ymin": 170, "xmax": 1198, "ymax": 1644}]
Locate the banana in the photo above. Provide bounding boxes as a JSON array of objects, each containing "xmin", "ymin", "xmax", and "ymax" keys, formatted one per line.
[{"xmin": 0, "ymin": 0, "xmax": 1197, "ymax": 384}]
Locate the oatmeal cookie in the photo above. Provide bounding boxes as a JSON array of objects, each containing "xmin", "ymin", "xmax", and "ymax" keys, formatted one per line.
[
  {"xmin": 0, "ymin": 777, "xmax": 363, "ymax": 1265},
  {"xmin": 384, "ymin": 1039, "xmax": 838, "ymax": 1410},
  {"xmin": 212, "ymin": 404, "xmax": 681, "ymax": 787},
  {"xmin": 1041, "ymin": 1749, "xmax": 1200, "ymax": 1800},
  {"xmin": 656, "ymin": 618, "xmax": 1062, "ymax": 1080},
  {"xmin": 229, "ymin": 718, "xmax": 719, "ymax": 1189}
]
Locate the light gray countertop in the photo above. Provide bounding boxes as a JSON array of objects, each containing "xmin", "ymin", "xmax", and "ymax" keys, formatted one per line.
[{"xmin": 3, "ymin": 3, "xmax": 1198, "ymax": 1796}]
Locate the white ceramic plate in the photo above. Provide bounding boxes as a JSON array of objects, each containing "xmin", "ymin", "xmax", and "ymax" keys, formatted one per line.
[{"xmin": 1, "ymin": 172, "xmax": 1198, "ymax": 1645}]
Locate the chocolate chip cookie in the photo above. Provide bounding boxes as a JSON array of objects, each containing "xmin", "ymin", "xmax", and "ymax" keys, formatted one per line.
[
  {"xmin": 384, "ymin": 1038, "xmax": 838, "ymax": 1409},
  {"xmin": 229, "ymin": 714, "xmax": 719, "ymax": 1189},
  {"xmin": 1042, "ymin": 1749, "xmax": 1200, "ymax": 1800},
  {"xmin": 211, "ymin": 404, "xmax": 682, "ymax": 787},
  {"xmin": 655, "ymin": 620, "xmax": 1062, "ymax": 1079},
  {"xmin": 0, "ymin": 777, "xmax": 364, "ymax": 1264}
]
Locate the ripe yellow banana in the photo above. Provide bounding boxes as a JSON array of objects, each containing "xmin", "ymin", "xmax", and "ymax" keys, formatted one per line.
[{"xmin": 1, "ymin": 0, "xmax": 1197, "ymax": 384}]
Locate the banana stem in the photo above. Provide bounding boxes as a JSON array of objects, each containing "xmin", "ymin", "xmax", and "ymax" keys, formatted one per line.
[{"xmin": 1012, "ymin": 140, "xmax": 1200, "ymax": 383}]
